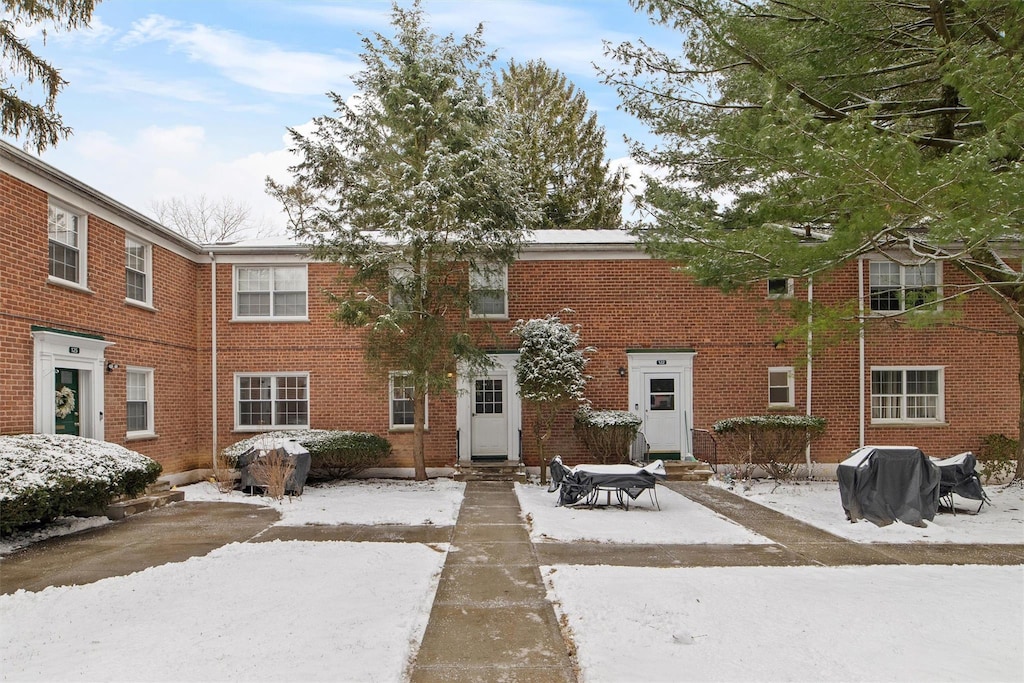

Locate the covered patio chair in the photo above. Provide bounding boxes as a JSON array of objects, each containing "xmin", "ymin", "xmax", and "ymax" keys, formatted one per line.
[{"xmin": 932, "ymin": 452, "xmax": 990, "ymax": 514}]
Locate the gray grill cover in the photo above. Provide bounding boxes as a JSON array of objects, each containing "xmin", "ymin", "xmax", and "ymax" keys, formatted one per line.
[
  {"xmin": 237, "ymin": 438, "xmax": 311, "ymax": 496},
  {"xmin": 838, "ymin": 446, "xmax": 940, "ymax": 527}
]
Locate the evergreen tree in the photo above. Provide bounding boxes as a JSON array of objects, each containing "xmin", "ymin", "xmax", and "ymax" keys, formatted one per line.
[
  {"xmin": 605, "ymin": 0, "xmax": 1024, "ymax": 480},
  {"xmin": 495, "ymin": 59, "xmax": 626, "ymax": 229},
  {"xmin": 1, "ymin": 0, "xmax": 97, "ymax": 152},
  {"xmin": 512, "ymin": 311, "xmax": 593, "ymax": 484},
  {"xmin": 269, "ymin": 1, "xmax": 538, "ymax": 480}
]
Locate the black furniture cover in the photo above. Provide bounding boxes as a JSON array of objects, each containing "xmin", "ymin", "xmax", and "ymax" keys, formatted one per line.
[
  {"xmin": 838, "ymin": 446, "xmax": 940, "ymax": 527},
  {"xmin": 548, "ymin": 456, "xmax": 665, "ymax": 507},
  {"xmin": 237, "ymin": 438, "xmax": 311, "ymax": 496},
  {"xmin": 933, "ymin": 451, "xmax": 989, "ymax": 512}
]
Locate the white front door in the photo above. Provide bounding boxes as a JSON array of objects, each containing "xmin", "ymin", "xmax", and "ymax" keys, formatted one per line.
[
  {"xmin": 457, "ymin": 354, "xmax": 521, "ymax": 463},
  {"xmin": 627, "ymin": 351, "xmax": 695, "ymax": 460},
  {"xmin": 471, "ymin": 374, "xmax": 508, "ymax": 460},
  {"xmin": 644, "ymin": 372, "xmax": 682, "ymax": 456}
]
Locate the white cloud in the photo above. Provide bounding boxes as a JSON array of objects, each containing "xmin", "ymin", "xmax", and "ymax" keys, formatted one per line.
[
  {"xmin": 43, "ymin": 125, "xmax": 294, "ymax": 238},
  {"xmin": 120, "ymin": 14, "xmax": 360, "ymax": 96}
]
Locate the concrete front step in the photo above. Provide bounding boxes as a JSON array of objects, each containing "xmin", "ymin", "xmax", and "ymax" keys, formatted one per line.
[
  {"xmin": 662, "ymin": 460, "xmax": 715, "ymax": 482},
  {"xmin": 454, "ymin": 461, "xmax": 527, "ymax": 483},
  {"xmin": 106, "ymin": 490, "xmax": 185, "ymax": 521}
]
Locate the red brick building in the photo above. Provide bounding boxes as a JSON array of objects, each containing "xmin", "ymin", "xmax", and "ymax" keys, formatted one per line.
[{"xmin": 2, "ymin": 141, "xmax": 1018, "ymax": 478}]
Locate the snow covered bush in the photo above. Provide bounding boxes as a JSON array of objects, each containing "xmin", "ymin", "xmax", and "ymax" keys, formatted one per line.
[
  {"xmin": 512, "ymin": 311, "xmax": 593, "ymax": 482},
  {"xmin": 222, "ymin": 430, "xmax": 392, "ymax": 481},
  {"xmin": 713, "ymin": 415, "xmax": 826, "ymax": 482},
  {"xmin": 573, "ymin": 408, "xmax": 642, "ymax": 464},
  {"xmin": 978, "ymin": 434, "xmax": 1018, "ymax": 484},
  {"xmin": 0, "ymin": 434, "xmax": 162, "ymax": 535}
]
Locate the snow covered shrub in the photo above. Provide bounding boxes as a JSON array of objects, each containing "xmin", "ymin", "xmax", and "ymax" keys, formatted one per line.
[
  {"xmin": 978, "ymin": 434, "xmax": 1017, "ymax": 484},
  {"xmin": 0, "ymin": 434, "xmax": 162, "ymax": 535},
  {"xmin": 222, "ymin": 430, "xmax": 391, "ymax": 481},
  {"xmin": 713, "ymin": 416, "xmax": 826, "ymax": 482},
  {"xmin": 573, "ymin": 408, "xmax": 642, "ymax": 464},
  {"xmin": 512, "ymin": 311, "xmax": 593, "ymax": 483}
]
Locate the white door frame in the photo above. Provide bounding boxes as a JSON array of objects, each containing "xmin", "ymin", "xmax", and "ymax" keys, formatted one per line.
[
  {"xmin": 626, "ymin": 351, "xmax": 696, "ymax": 456},
  {"xmin": 457, "ymin": 353, "xmax": 522, "ymax": 463},
  {"xmin": 32, "ymin": 329, "xmax": 114, "ymax": 440}
]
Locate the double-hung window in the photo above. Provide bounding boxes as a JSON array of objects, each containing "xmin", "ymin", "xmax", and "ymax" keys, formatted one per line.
[
  {"xmin": 470, "ymin": 264, "xmax": 507, "ymax": 318},
  {"xmin": 48, "ymin": 201, "xmax": 87, "ymax": 287},
  {"xmin": 234, "ymin": 266, "xmax": 307, "ymax": 320},
  {"xmin": 768, "ymin": 367, "xmax": 794, "ymax": 407},
  {"xmin": 235, "ymin": 373, "xmax": 309, "ymax": 430},
  {"xmin": 390, "ymin": 372, "xmax": 426, "ymax": 429},
  {"xmin": 126, "ymin": 367, "xmax": 155, "ymax": 438},
  {"xmin": 871, "ymin": 367, "xmax": 944, "ymax": 423},
  {"xmin": 869, "ymin": 261, "xmax": 940, "ymax": 313},
  {"xmin": 125, "ymin": 238, "xmax": 152, "ymax": 306}
]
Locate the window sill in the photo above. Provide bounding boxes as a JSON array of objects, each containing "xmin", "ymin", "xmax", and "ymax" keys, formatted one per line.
[
  {"xmin": 125, "ymin": 298, "xmax": 157, "ymax": 312},
  {"xmin": 230, "ymin": 317, "xmax": 310, "ymax": 323},
  {"xmin": 126, "ymin": 431, "xmax": 158, "ymax": 441},
  {"xmin": 767, "ymin": 403, "xmax": 797, "ymax": 410},
  {"xmin": 48, "ymin": 276, "xmax": 93, "ymax": 294},
  {"xmin": 870, "ymin": 421, "xmax": 949, "ymax": 428},
  {"xmin": 232, "ymin": 426, "xmax": 310, "ymax": 433},
  {"xmin": 389, "ymin": 426, "xmax": 428, "ymax": 433},
  {"xmin": 469, "ymin": 315, "xmax": 509, "ymax": 321}
]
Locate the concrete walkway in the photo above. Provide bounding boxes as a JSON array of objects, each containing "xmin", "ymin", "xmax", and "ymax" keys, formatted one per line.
[{"xmin": 2, "ymin": 480, "xmax": 1023, "ymax": 682}]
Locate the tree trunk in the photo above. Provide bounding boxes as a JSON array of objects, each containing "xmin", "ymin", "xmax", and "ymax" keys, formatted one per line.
[
  {"xmin": 1015, "ymin": 326, "xmax": 1024, "ymax": 482},
  {"xmin": 535, "ymin": 403, "xmax": 547, "ymax": 485},
  {"xmin": 413, "ymin": 390, "xmax": 428, "ymax": 481}
]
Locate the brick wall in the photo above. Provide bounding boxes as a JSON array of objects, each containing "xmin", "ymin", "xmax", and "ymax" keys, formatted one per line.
[
  {"xmin": 1, "ymin": 171, "xmax": 204, "ymax": 472},
  {"xmin": 5, "ymin": 164, "xmax": 1018, "ymax": 475}
]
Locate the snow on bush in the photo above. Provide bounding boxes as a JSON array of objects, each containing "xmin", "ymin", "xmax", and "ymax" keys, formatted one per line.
[
  {"xmin": 0, "ymin": 434, "xmax": 162, "ymax": 535},
  {"xmin": 221, "ymin": 430, "xmax": 392, "ymax": 481}
]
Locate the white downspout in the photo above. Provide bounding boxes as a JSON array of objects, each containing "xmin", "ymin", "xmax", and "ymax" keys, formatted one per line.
[
  {"xmin": 210, "ymin": 252, "xmax": 218, "ymax": 470},
  {"xmin": 805, "ymin": 276, "xmax": 814, "ymax": 476},
  {"xmin": 858, "ymin": 257, "xmax": 866, "ymax": 448}
]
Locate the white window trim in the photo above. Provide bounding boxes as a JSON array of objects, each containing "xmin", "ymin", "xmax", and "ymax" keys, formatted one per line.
[
  {"xmin": 233, "ymin": 372, "xmax": 310, "ymax": 431},
  {"xmin": 870, "ymin": 365, "xmax": 945, "ymax": 424},
  {"xmin": 125, "ymin": 366, "xmax": 156, "ymax": 440},
  {"xmin": 868, "ymin": 260, "xmax": 943, "ymax": 315},
  {"xmin": 124, "ymin": 236, "xmax": 154, "ymax": 308},
  {"xmin": 469, "ymin": 264, "xmax": 509, "ymax": 319},
  {"xmin": 47, "ymin": 199, "xmax": 90, "ymax": 292},
  {"xmin": 389, "ymin": 371, "xmax": 427, "ymax": 431},
  {"xmin": 768, "ymin": 366, "xmax": 795, "ymax": 408},
  {"xmin": 231, "ymin": 265, "xmax": 309, "ymax": 322},
  {"xmin": 766, "ymin": 278, "xmax": 794, "ymax": 300}
]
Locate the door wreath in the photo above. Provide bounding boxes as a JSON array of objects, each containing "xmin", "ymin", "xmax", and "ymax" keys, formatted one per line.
[{"xmin": 55, "ymin": 385, "xmax": 76, "ymax": 419}]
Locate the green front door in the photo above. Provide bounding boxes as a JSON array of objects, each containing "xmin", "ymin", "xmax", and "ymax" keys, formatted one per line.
[{"xmin": 55, "ymin": 368, "xmax": 79, "ymax": 436}]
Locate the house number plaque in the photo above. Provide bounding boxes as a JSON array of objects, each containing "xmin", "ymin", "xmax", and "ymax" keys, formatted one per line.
[{"xmin": 68, "ymin": 347, "xmax": 80, "ymax": 354}]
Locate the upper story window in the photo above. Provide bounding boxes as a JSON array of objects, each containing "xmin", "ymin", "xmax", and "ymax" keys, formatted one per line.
[
  {"xmin": 871, "ymin": 367, "xmax": 944, "ymax": 423},
  {"xmin": 125, "ymin": 237, "xmax": 152, "ymax": 306},
  {"xmin": 235, "ymin": 373, "xmax": 309, "ymax": 430},
  {"xmin": 470, "ymin": 264, "xmax": 507, "ymax": 318},
  {"xmin": 234, "ymin": 266, "xmax": 307, "ymax": 320},
  {"xmin": 48, "ymin": 201, "xmax": 87, "ymax": 287},
  {"xmin": 766, "ymin": 278, "xmax": 793, "ymax": 299},
  {"xmin": 126, "ymin": 367, "xmax": 155, "ymax": 438},
  {"xmin": 389, "ymin": 264, "xmax": 417, "ymax": 312},
  {"xmin": 869, "ymin": 261, "xmax": 940, "ymax": 313},
  {"xmin": 768, "ymin": 367, "xmax": 794, "ymax": 407}
]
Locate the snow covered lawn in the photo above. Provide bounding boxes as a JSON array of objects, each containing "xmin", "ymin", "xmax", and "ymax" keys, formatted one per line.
[
  {"xmin": 718, "ymin": 478, "xmax": 1024, "ymax": 544},
  {"xmin": 516, "ymin": 482, "xmax": 770, "ymax": 544},
  {"xmin": 546, "ymin": 563, "xmax": 1024, "ymax": 683},
  {"xmin": 0, "ymin": 541, "xmax": 445, "ymax": 682}
]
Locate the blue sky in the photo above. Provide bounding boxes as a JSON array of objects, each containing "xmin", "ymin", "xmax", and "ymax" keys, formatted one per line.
[{"xmin": 6, "ymin": 1, "xmax": 680, "ymax": 234}]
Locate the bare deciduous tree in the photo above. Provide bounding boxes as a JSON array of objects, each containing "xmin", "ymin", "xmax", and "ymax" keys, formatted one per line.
[{"xmin": 151, "ymin": 194, "xmax": 267, "ymax": 244}]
